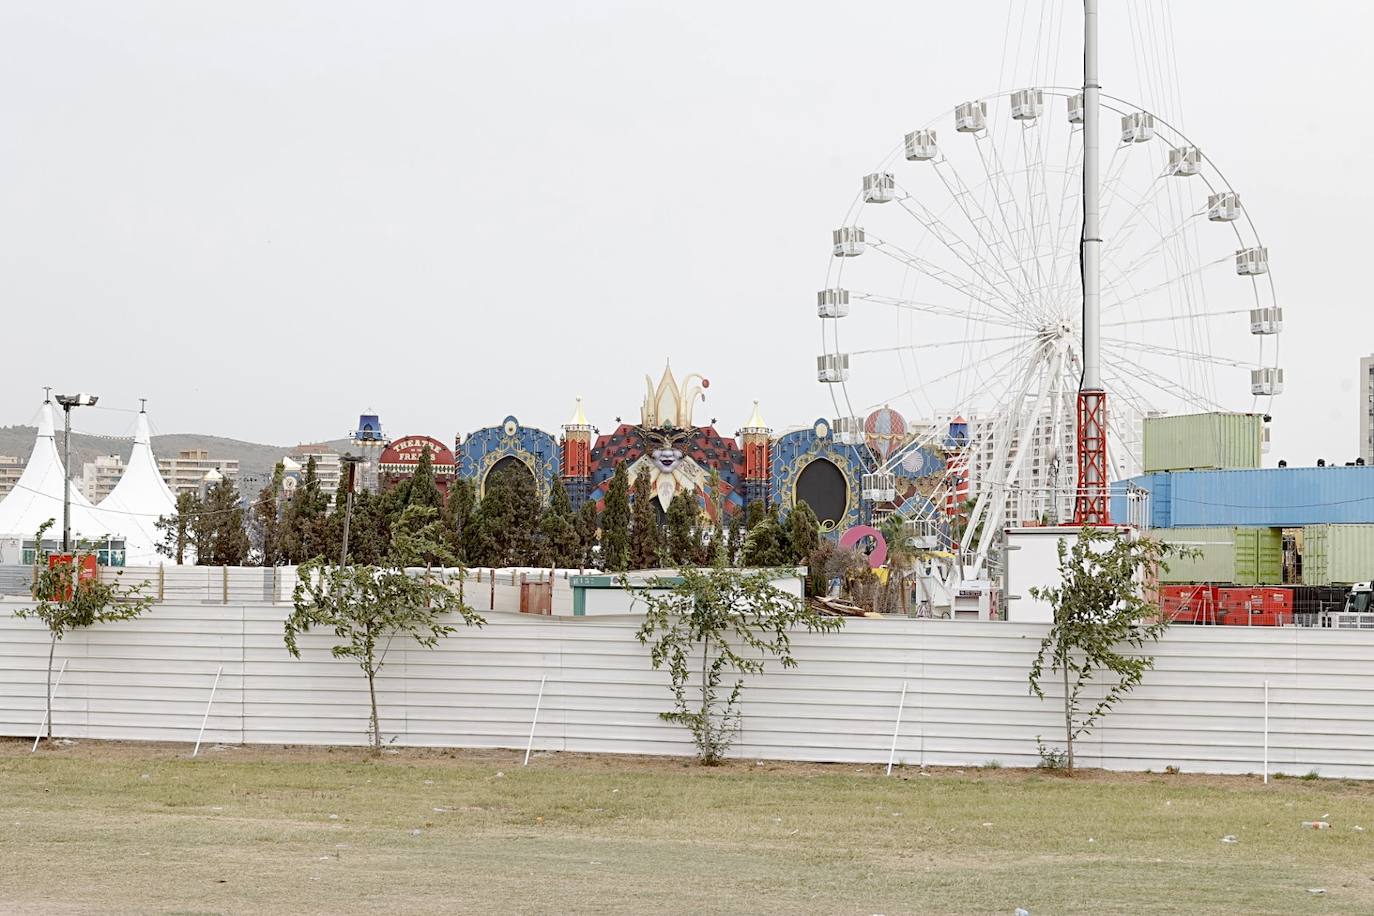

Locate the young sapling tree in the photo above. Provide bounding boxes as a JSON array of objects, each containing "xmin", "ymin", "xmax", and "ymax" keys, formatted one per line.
[
  {"xmin": 633, "ymin": 560, "xmax": 842, "ymax": 764},
  {"xmin": 285, "ymin": 516, "xmax": 483, "ymax": 752},
  {"xmin": 18, "ymin": 521, "xmax": 154, "ymax": 741},
  {"xmin": 1028, "ymin": 527, "xmax": 1190, "ymax": 773}
]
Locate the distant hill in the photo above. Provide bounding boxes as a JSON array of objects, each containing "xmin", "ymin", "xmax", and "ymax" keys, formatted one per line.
[{"xmin": 0, "ymin": 426, "xmax": 353, "ymax": 483}]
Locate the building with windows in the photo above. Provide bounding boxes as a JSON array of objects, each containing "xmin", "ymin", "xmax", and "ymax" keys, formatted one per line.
[
  {"xmin": 0, "ymin": 456, "xmax": 22, "ymax": 500},
  {"xmin": 235, "ymin": 471, "xmax": 272, "ymax": 507},
  {"xmin": 158, "ymin": 449, "xmax": 240, "ymax": 497},
  {"xmin": 81, "ymin": 454, "xmax": 126, "ymax": 504},
  {"xmin": 1362, "ymin": 355, "xmax": 1374, "ymax": 465},
  {"xmin": 287, "ymin": 445, "xmax": 342, "ymax": 503},
  {"xmin": 956, "ymin": 403, "xmax": 1145, "ymax": 530}
]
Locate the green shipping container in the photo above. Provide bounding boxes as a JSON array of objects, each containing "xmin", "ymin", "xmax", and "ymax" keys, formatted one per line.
[
  {"xmin": 1154, "ymin": 526, "xmax": 1282, "ymax": 584},
  {"xmin": 1142, "ymin": 413, "xmax": 1263, "ymax": 474},
  {"xmin": 1302, "ymin": 525, "xmax": 1374, "ymax": 586}
]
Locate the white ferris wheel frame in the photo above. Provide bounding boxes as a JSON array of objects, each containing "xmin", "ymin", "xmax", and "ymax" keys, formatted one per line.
[{"xmin": 818, "ymin": 86, "xmax": 1281, "ymax": 578}]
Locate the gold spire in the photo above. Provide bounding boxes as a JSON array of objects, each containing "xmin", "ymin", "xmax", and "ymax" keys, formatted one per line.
[
  {"xmin": 744, "ymin": 399, "xmax": 766, "ymax": 430},
  {"xmin": 567, "ymin": 395, "xmax": 589, "ymax": 427},
  {"xmin": 639, "ymin": 363, "xmax": 708, "ymax": 428}
]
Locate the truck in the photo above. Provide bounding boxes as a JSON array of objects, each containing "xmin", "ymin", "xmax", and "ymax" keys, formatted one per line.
[{"xmin": 1321, "ymin": 582, "xmax": 1374, "ymax": 628}]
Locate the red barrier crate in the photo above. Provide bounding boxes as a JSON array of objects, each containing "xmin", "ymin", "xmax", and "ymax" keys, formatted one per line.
[
  {"xmin": 1159, "ymin": 584, "xmax": 1219, "ymax": 624},
  {"xmin": 1216, "ymin": 587, "xmax": 1293, "ymax": 625}
]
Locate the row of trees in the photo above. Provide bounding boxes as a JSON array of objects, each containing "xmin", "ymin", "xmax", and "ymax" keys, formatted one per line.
[{"xmin": 157, "ymin": 446, "xmax": 826, "ymax": 573}]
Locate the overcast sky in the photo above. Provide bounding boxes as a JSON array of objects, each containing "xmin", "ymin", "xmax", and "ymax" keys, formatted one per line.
[{"xmin": 0, "ymin": 1, "xmax": 1368, "ymax": 465}]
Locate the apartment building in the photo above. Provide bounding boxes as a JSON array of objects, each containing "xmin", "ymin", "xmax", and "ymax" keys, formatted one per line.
[
  {"xmin": 0, "ymin": 456, "xmax": 22, "ymax": 499},
  {"xmin": 1362, "ymin": 355, "xmax": 1373, "ymax": 465},
  {"xmin": 287, "ymin": 445, "xmax": 342, "ymax": 504},
  {"xmin": 81, "ymin": 454, "xmax": 125, "ymax": 503},
  {"xmin": 159, "ymin": 449, "xmax": 240, "ymax": 497}
]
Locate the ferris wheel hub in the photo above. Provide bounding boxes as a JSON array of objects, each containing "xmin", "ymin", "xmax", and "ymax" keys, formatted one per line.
[{"xmin": 1034, "ymin": 323, "xmax": 1075, "ymax": 346}]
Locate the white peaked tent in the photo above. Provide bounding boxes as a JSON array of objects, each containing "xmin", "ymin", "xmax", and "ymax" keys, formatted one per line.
[
  {"xmin": 98, "ymin": 408, "xmax": 177, "ymax": 565},
  {"xmin": 0, "ymin": 400, "xmax": 113, "ymax": 548}
]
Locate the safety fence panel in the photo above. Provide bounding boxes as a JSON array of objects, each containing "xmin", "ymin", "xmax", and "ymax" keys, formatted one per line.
[{"xmin": 2, "ymin": 600, "xmax": 1374, "ymax": 777}]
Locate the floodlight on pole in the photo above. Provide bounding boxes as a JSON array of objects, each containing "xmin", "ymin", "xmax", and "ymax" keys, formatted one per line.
[
  {"xmin": 54, "ymin": 393, "xmax": 99, "ymax": 553},
  {"xmin": 338, "ymin": 454, "xmax": 365, "ymax": 567}
]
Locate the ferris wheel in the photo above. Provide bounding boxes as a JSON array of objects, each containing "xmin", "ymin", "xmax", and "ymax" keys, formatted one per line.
[{"xmin": 817, "ymin": 87, "xmax": 1281, "ymax": 578}]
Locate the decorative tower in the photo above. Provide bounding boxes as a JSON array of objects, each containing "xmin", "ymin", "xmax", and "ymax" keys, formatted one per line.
[
  {"xmin": 945, "ymin": 415, "xmax": 972, "ymax": 542},
  {"xmin": 349, "ymin": 412, "xmax": 387, "ymax": 493},
  {"xmin": 738, "ymin": 399, "xmax": 771, "ymax": 510},
  {"xmin": 561, "ymin": 396, "xmax": 594, "ymax": 509}
]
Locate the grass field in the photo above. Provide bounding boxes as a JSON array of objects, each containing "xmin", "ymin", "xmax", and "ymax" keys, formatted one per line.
[{"xmin": 3, "ymin": 740, "xmax": 1374, "ymax": 914}]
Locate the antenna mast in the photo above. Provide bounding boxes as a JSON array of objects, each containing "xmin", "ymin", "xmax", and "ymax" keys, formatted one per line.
[{"xmin": 1075, "ymin": 0, "xmax": 1110, "ymax": 525}]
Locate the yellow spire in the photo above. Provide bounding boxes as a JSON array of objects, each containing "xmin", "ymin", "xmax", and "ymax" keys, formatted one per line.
[
  {"xmin": 567, "ymin": 395, "xmax": 589, "ymax": 427},
  {"xmin": 744, "ymin": 399, "xmax": 767, "ymax": 431}
]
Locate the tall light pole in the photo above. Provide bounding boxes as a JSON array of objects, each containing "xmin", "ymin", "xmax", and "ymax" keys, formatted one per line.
[
  {"xmin": 1074, "ymin": 0, "xmax": 1110, "ymax": 525},
  {"xmin": 54, "ymin": 393, "xmax": 98, "ymax": 554},
  {"xmin": 339, "ymin": 454, "xmax": 364, "ymax": 567}
]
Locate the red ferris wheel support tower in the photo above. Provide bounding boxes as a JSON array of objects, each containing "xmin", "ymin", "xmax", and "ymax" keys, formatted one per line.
[{"xmin": 1074, "ymin": 0, "xmax": 1110, "ymax": 526}]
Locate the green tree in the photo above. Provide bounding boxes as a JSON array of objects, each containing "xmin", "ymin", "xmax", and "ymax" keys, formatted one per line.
[
  {"xmin": 155, "ymin": 491, "xmax": 199, "ymax": 565},
  {"xmin": 20, "ymin": 521, "xmax": 154, "ymax": 741},
  {"xmin": 469, "ymin": 464, "xmax": 541, "ymax": 567},
  {"xmin": 742, "ymin": 509, "xmax": 791, "ymax": 567},
  {"xmin": 280, "ymin": 457, "xmax": 329, "ymax": 563},
  {"xmin": 575, "ymin": 500, "xmax": 599, "ymax": 569},
  {"xmin": 949, "ymin": 498, "xmax": 977, "ymax": 551},
  {"xmin": 874, "ymin": 513, "xmax": 920, "ymax": 615},
  {"xmin": 803, "ymin": 538, "xmax": 857, "ymax": 599},
  {"xmin": 629, "ymin": 466, "xmax": 666, "ymax": 569},
  {"xmin": 785, "ymin": 502, "xmax": 821, "ymax": 564},
  {"xmin": 444, "ymin": 477, "xmax": 478, "ymax": 564},
  {"xmin": 249, "ymin": 463, "xmax": 285, "ymax": 566},
  {"xmin": 633, "ymin": 560, "xmax": 843, "ymax": 764},
  {"xmin": 665, "ymin": 490, "xmax": 700, "ymax": 566},
  {"xmin": 538, "ymin": 477, "xmax": 581, "ymax": 568},
  {"xmin": 349, "ymin": 485, "xmax": 406, "ymax": 566},
  {"xmin": 192, "ymin": 476, "xmax": 250, "ymax": 566},
  {"xmin": 390, "ymin": 504, "xmax": 454, "ymax": 569},
  {"xmin": 285, "ymin": 522, "xmax": 483, "ymax": 753},
  {"xmin": 406, "ymin": 445, "xmax": 443, "ymax": 510},
  {"xmin": 1028, "ymin": 529, "xmax": 1186, "ymax": 773},
  {"xmin": 705, "ymin": 470, "xmax": 726, "ymax": 564},
  {"xmin": 725, "ymin": 513, "xmax": 743, "ymax": 567},
  {"xmin": 745, "ymin": 500, "xmax": 767, "ymax": 530},
  {"xmin": 319, "ymin": 469, "xmax": 356, "ymax": 562},
  {"xmin": 600, "ymin": 462, "xmax": 631, "ymax": 572}
]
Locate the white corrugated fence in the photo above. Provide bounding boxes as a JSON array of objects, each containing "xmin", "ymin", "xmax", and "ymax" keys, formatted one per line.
[{"xmin": 3, "ymin": 598, "xmax": 1374, "ymax": 778}]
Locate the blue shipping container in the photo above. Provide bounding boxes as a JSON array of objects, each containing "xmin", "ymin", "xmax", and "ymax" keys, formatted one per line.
[
  {"xmin": 1112, "ymin": 466, "xmax": 1374, "ymax": 529},
  {"xmin": 1111, "ymin": 475, "xmax": 1174, "ymax": 528}
]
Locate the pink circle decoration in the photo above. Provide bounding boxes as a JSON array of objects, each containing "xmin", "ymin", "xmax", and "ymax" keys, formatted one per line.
[{"xmin": 838, "ymin": 524, "xmax": 888, "ymax": 568}]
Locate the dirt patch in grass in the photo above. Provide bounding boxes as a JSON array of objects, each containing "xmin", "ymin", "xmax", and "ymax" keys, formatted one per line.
[{"xmin": 3, "ymin": 738, "xmax": 1373, "ymax": 915}]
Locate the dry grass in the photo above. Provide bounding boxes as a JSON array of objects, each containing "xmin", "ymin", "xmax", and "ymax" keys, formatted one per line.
[{"xmin": 3, "ymin": 740, "xmax": 1374, "ymax": 915}]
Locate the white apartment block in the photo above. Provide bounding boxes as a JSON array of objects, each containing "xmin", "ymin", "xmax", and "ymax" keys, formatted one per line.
[
  {"xmin": 0, "ymin": 456, "xmax": 22, "ymax": 500},
  {"xmin": 962, "ymin": 402, "xmax": 1143, "ymax": 528},
  {"xmin": 1362, "ymin": 355, "xmax": 1373, "ymax": 465},
  {"xmin": 288, "ymin": 445, "xmax": 342, "ymax": 504},
  {"xmin": 81, "ymin": 454, "xmax": 125, "ymax": 503},
  {"xmin": 159, "ymin": 449, "xmax": 240, "ymax": 497}
]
